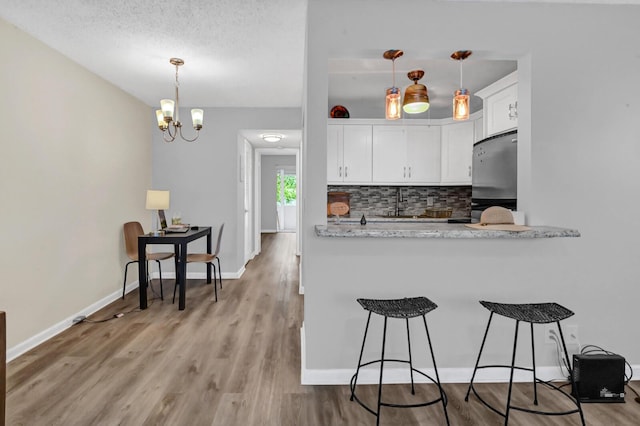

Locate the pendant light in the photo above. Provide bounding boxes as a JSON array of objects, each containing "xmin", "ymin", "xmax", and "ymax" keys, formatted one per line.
[
  {"xmin": 383, "ymin": 50, "xmax": 404, "ymax": 120},
  {"xmin": 402, "ymin": 70, "xmax": 430, "ymax": 114},
  {"xmin": 451, "ymin": 50, "xmax": 472, "ymax": 121},
  {"xmin": 156, "ymin": 58, "xmax": 204, "ymax": 143}
]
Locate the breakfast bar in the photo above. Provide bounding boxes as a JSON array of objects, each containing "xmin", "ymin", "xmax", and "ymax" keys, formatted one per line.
[{"xmin": 315, "ymin": 222, "xmax": 580, "ymax": 239}]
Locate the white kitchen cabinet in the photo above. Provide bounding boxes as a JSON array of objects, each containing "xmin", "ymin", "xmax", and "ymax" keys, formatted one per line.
[
  {"xmin": 372, "ymin": 125, "xmax": 440, "ymax": 184},
  {"xmin": 440, "ymin": 121, "xmax": 474, "ymax": 185},
  {"xmin": 476, "ymin": 71, "xmax": 518, "ymax": 138},
  {"xmin": 327, "ymin": 124, "xmax": 372, "ymax": 184}
]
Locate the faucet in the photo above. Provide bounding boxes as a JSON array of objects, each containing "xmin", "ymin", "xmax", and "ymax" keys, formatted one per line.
[{"xmin": 395, "ymin": 187, "xmax": 405, "ymax": 216}]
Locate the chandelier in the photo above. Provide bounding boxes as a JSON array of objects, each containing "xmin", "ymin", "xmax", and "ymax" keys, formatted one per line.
[{"xmin": 155, "ymin": 58, "xmax": 204, "ymax": 142}]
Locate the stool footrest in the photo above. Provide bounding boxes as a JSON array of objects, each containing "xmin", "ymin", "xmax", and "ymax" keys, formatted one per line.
[
  {"xmin": 467, "ymin": 365, "xmax": 581, "ymax": 419},
  {"xmin": 350, "ymin": 359, "xmax": 447, "ymax": 415}
]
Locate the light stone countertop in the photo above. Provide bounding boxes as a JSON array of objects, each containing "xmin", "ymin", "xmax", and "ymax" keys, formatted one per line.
[{"xmin": 314, "ymin": 222, "xmax": 580, "ymax": 239}]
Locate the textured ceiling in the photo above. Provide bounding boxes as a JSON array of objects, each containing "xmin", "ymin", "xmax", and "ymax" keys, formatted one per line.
[
  {"xmin": 2, "ymin": 0, "xmax": 638, "ymax": 145},
  {"xmin": 0, "ymin": 0, "xmax": 307, "ymax": 109}
]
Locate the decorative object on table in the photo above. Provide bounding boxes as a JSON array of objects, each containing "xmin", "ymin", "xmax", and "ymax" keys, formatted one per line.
[
  {"xmin": 360, "ymin": 214, "xmax": 367, "ymax": 225},
  {"xmin": 383, "ymin": 49, "xmax": 404, "ymax": 120},
  {"xmin": 171, "ymin": 212, "xmax": 182, "ymax": 225},
  {"xmin": 155, "ymin": 58, "xmax": 204, "ymax": 143},
  {"xmin": 122, "ymin": 221, "xmax": 174, "ymax": 300},
  {"xmin": 465, "ymin": 206, "xmax": 530, "ymax": 231},
  {"xmin": 330, "ymin": 105, "xmax": 350, "ymax": 118},
  {"xmin": 402, "ymin": 70, "xmax": 430, "ymax": 114},
  {"xmin": 451, "ymin": 50, "xmax": 472, "ymax": 121},
  {"xmin": 145, "ymin": 190, "xmax": 170, "ymax": 235}
]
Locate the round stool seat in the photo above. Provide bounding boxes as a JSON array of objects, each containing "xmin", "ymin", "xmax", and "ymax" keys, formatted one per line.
[
  {"xmin": 357, "ymin": 297, "xmax": 437, "ymax": 319},
  {"xmin": 480, "ymin": 301, "xmax": 574, "ymax": 324}
]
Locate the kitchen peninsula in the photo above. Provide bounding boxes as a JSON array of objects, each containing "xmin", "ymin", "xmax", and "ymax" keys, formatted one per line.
[{"xmin": 315, "ymin": 221, "xmax": 580, "ymax": 238}]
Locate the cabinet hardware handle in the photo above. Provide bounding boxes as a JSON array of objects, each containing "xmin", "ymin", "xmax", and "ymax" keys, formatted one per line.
[
  {"xmin": 338, "ymin": 166, "xmax": 342, "ymax": 177},
  {"xmin": 345, "ymin": 166, "xmax": 348, "ymax": 178},
  {"xmin": 403, "ymin": 166, "xmax": 406, "ymax": 178},
  {"xmin": 408, "ymin": 166, "xmax": 412, "ymax": 178},
  {"xmin": 468, "ymin": 165, "xmax": 472, "ymax": 177}
]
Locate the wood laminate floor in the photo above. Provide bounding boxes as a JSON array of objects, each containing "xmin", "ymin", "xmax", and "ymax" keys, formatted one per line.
[{"xmin": 6, "ymin": 233, "xmax": 640, "ymax": 425}]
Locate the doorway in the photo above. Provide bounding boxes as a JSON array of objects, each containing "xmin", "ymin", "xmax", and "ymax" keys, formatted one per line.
[{"xmin": 276, "ymin": 168, "xmax": 297, "ymax": 232}]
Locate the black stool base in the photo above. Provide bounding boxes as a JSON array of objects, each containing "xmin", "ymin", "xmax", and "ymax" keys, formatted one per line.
[
  {"xmin": 466, "ymin": 365, "xmax": 583, "ymax": 419},
  {"xmin": 350, "ymin": 359, "xmax": 448, "ymax": 416}
]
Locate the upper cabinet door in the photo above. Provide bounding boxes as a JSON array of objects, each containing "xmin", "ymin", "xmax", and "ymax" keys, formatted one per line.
[
  {"xmin": 486, "ymin": 83, "xmax": 518, "ymax": 137},
  {"xmin": 440, "ymin": 121, "xmax": 474, "ymax": 184},
  {"xmin": 372, "ymin": 126, "xmax": 407, "ymax": 183},
  {"xmin": 327, "ymin": 125, "xmax": 344, "ymax": 183},
  {"xmin": 405, "ymin": 126, "xmax": 441, "ymax": 184},
  {"xmin": 476, "ymin": 71, "xmax": 518, "ymax": 138},
  {"xmin": 342, "ymin": 125, "xmax": 372, "ymax": 183}
]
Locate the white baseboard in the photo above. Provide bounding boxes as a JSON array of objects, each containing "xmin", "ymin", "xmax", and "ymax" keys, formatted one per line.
[
  {"xmin": 300, "ymin": 325, "xmax": 640, "ymax": 386},
  {"xmin": 262, "ymin": 228, "xmax": 278, "ymax": 233},
  {"xmin": 7, "ymin": 266, "xmax": 247, "ymax": 362},
  {"xmin": 7, "ymin": 285, "xmax": 130, "ymax": 362}
]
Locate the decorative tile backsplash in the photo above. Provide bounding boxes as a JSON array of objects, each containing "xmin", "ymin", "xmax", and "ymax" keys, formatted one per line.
[{"xmin": 327, "ymin": 185, "xmax": 471, "ymax": 218}]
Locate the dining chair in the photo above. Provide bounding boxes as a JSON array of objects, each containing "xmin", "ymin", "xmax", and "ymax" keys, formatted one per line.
[
  {"xmin": 122, "ymin": 221, "xmax": 175, "ymax": 300},
  {"xmin": 173, "ymin": 223, "xmax": 224, "ymax": 303}
]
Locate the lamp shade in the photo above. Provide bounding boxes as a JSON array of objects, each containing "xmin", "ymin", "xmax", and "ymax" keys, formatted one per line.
[
  {"xmin": 385, "ymin": 87, "xmax": 402, "ymax": 120},
  {"xmin": 191, "ymin": 109, "xmax": 204, "ymax": 129},
  {"xmin": 160, "ymin": 99, "xmax": 175, "ymax": 121},
  {"xmin": 453, "ymin": 89, "xmax": 470, "ymax": 121},
  {"xmin": 155, "ymin": 110, "xmax": 168, "ymax": 130},
  {"xmin": 402, "ymin": 70, "xmax": 430, "ymax": 114},
  {"xmin": 146, "ymin": 190, "xmax": 170, "ymax": 210}
]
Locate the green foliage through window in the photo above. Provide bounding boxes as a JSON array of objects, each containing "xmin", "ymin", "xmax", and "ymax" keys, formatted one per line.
[{"xmin": 277, "ymin": 174, "xmax": 297, "ymax": 205}]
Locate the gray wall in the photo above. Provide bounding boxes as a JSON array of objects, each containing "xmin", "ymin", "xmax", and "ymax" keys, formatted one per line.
[
  {"xmin": 152, "ymin": 108, "xmax": 301, "ymax": 275},
  {"xmin": 0, "ymin": 18, "xmax": 152, "ymax": 351},
  {"xmin": 302, "ymin": 0, "xmax": 640, "ymax": 377},
  {"xmin": 261, "ymin": 155, "xmax": 296, "ymax": 232}
]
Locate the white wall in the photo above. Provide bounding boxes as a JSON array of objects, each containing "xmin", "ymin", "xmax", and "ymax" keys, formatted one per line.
[
  {"xmin": 302, "ymin": 0, "xmax": 640, "ymax": 378},
  {"xmin": 0, "ymin": 18, "xmax": 152, "ymax": 351},
  {"xmin": 151, "ymin": 109, "xmax": 301, "ymax": 276},
  {"xmin": 261, "ymin": 155, "xmax": 296, "ymax": 232}
]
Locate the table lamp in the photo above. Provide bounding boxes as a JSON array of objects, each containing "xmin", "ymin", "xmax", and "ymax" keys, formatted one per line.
[{"xmin": 146, "ymin": 190, "xmax": 170, "ymax": 235}]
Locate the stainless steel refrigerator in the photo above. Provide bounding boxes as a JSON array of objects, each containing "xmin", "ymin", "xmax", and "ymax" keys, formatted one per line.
[{"xmin": 471, "ymin": 130, "xmax": 517, "ymax": 219}]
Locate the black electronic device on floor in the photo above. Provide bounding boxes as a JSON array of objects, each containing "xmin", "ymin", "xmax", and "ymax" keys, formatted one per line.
[{"xmin": 572, "ymin": 354, "xmax": 626, "ymax": 403}]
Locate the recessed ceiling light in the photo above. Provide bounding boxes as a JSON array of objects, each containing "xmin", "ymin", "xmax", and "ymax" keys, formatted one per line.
[{"xmin": 262, "ymin": 134, "xmax": 284, "ymax": 143}]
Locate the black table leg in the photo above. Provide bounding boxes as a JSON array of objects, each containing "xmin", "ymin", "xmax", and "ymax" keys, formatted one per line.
[
  {"xmin": 138, "ymin": 240, "xmax": 148, "ymax": 309},
  {"xmin": 178, "ymin": 241, "xmax": 187, "ymax": 310}
]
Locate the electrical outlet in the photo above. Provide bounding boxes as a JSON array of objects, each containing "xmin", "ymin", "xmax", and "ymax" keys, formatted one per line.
[
  {"xmin": 565, "ymin": 325, "xmax": 579, "ymax": 345},
  {"xmin": 545, "ymin": 323, "xmax": 579, "ymax": 345}
]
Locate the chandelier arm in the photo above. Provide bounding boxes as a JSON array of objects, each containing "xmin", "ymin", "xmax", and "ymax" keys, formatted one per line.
[
  {"xmin": 162, "ymin": 124, "xmax": 177, "ymax": 142},
  {"xmin": 178, "ymin": 126, "xmax": 200, "ymax": 142}
]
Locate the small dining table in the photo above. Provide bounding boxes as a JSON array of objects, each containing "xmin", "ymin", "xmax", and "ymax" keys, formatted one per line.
[{"xmin": 138, "ymin": 226, "xmax": 212, "ymax": 310}]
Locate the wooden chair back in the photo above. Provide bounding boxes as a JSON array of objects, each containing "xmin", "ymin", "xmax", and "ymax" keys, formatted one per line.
[{"xmin": 123, "ymin": 222, "xmax": 144, "ymax": 261}]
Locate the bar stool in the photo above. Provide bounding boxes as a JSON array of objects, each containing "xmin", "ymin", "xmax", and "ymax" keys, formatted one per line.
[
  {"xmin": 350, "ymin": 297, "xmax": 450, "ymax": 425},
  {"xmin": 465, "ymin": 301, "xmax": 585, "ymax": 425}
]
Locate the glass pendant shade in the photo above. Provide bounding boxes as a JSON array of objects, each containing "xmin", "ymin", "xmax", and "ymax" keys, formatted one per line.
[
  {"xmin": 402, "ymin": 70, "xmax": 430, "ymax": 114},
  {"xmin": 451, "ymin": 50, "xmax": 472, "ymax": 121},
  {"xmin": 156, "ymin": 110, "xmax": 169, "ymax": 130},
  {"xmin": 453, "ymin": 89, "xmax": 470, "ymax": 121},
  {"xmin": 191, "ymin": 109, "xmax": 204, "ymax": 129},
  {"xmin": 385, "ymin": 87, "xmax": 402, "ymax": 120},
  {"xmin": 160, "ymin": 99, "xmax": 175, "ymax": 121}
]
